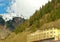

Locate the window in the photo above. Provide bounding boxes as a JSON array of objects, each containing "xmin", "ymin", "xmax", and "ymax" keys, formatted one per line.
[
  {"xmin": 44, "ymin": 36, "xmax": 46, "ymax": 38},
  {"xmin": 54, "ymin": 31, "xmax": 55, "ymax": 33},
  {"xmin": 47, "ymin": 32, "xmax": 49, "ymax": 34},
  {"xmin": 50, "ymin": 31, "xmax": 53, "ymax": 34},
  {"xmin": 50, "ymin": 35, "xmax": 53, "ymax": 37},
  {"xmin": 50, "ymin": 28, "xmax": 52, "ymax": 30},
  {"xmin": 44, "ymin": 33, "xmax": 46, "ymax": 35}
]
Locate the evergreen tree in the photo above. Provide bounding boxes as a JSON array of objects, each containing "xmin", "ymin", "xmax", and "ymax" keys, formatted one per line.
[{"xmin": 0, "ymin": 15, "xmax": 5, "ymax": 25}]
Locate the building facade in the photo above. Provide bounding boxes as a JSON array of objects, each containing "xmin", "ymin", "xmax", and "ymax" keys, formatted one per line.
[{"xmin": 27, "ymin": 28, "xmax": 60, "ymax": 42}]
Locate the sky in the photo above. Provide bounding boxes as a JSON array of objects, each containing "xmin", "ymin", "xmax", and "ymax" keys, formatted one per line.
[
  {"xmin": 16, "ymin": 0, "xmax": 51, "ymax": 19},
  {"xmin": 0, "ymin": 0, "xmax": 15, "ymax": 14},
  {"xmin": 0, "ymin": 0, "xmax": 51, "ymax": 21}
]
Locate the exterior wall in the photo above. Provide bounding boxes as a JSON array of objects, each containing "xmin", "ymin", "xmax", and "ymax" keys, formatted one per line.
[{"xmin": 27, "ymin": 28, "xmax": 60, "ymax": 42}]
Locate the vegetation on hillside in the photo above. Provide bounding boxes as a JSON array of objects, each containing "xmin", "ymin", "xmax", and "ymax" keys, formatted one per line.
[
  {"xmin": 6, "ymin": 20, "xmax": 14, "ymax": 31},
  {"xmin": 29, "ymin": 0, "xmax": 60, "ymax": 30},
  {"xmin": 14, "ymin": 0, "xmax": 60, "ymax": 33},
  {"xmin": 14, "ymin": 19, "xmax": 29, "ymax": 34}
]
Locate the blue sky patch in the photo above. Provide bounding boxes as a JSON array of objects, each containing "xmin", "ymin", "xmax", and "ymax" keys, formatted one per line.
[{"xmin": 0, "ymin": 0, "xmax": 15, "ymax": 14}]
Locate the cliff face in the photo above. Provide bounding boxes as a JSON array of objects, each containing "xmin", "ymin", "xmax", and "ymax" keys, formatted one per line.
[
  {"xmin": 6, "ymin": 17, "xmax": 25, "ymax": 31},
  {"xmin": 12, "ymin": 17, "xmax": 25, "ymax": 28},
  {"xmin": 0, "ymin": 25, "xmax": 10, "ymax": 39},
  {"xmin": 0, "ymin": 16, "xmax": 25, "ymax": 39}
]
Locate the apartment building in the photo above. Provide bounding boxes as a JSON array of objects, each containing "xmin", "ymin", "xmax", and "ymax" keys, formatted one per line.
[{"xmin": 27, "ymin": 28, "xmax": 60, "ymax": 42}]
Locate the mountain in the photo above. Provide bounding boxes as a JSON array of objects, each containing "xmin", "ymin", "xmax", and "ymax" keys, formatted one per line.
[
  {"xmin": 0, "ymin": 16, "xmax": 25, "ymax": 39},
  {"xmin": 6, "ymin": 17, "xmax": 25, "ymax": 31}
]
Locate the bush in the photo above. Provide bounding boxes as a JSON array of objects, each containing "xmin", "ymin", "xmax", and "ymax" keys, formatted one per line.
[
  {"xmin": 0, "ymin": 16, "xmax": 5, "ymax": 25},
  {"xmin": 14, "ymin": 24, "xmax": 26, "ymax": 34}
]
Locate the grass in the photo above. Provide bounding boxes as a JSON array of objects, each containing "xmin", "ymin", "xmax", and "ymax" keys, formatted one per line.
[{"xmin": 0, "ymin": 31, "xmax": 30, "ymax": 42}]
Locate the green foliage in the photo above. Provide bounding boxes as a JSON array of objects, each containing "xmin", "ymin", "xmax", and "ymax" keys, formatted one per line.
[
  {"xmin": 6, "ymin": 20, "xmax": 15, "ymax": 31},
  {"xmin": 14, "ymin": 19, "xmax": 29, "ymax": 34},
  {"xmin": 29, "ymin": 1, "xmax": 54, "ymax": 26},
  {"xmin": 14, "ymin": 24, "xmax": 26, "ymax": 34},
  {"xmin": 0, "ymin": 15, "xmax": 5, "ymax": 25},
  {"xmin": 33, "ymin": 20, "xmax": 40, "ymax": 28},
  {"xmin": 53, "ymin": 0, "xmax": 60, "ymax": 3},
  {"xmin": 29, "ymin": 20, "xmax": 40, "ymax": 32},
  {"xmin": 6, "ymin": 20, "xmax": 14, "ymax": 29},
  {"xmin": 50, "ymin": 8, "xmax": 60, "ymax": 21},
  {"xmin": 29, "ymin": 10, "xmax": 39, "ymax": 26},
  {"xmin": 30, "ymin": 25, "xmax": 37, "ymax": 32},
  {"xmin": 24, "ymin": 19, "xmax": 29, "ymax": 28},
  {"xmin": 57, "ymin": 0, "xmax": 60, "ymax": 3}
]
